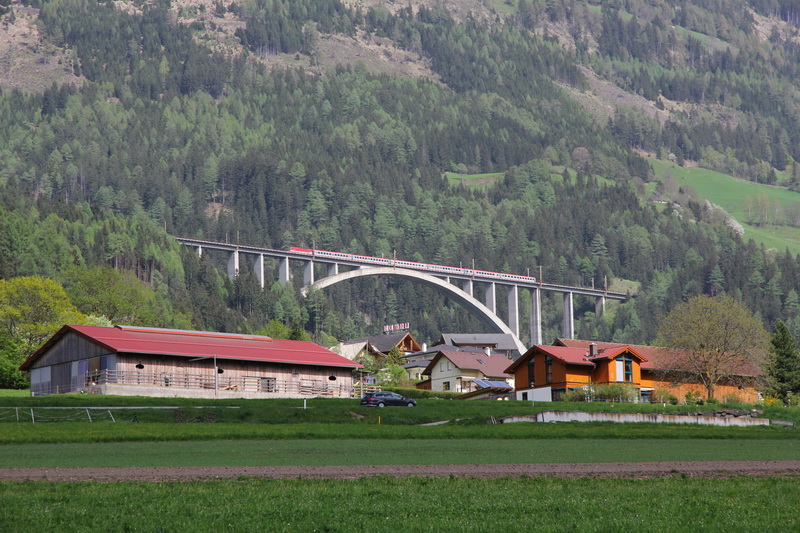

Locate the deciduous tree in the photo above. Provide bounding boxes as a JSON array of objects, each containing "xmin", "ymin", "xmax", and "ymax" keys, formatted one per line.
[{"xmin": 655, "ymin": 295, "xmax": 770, "ymax": 399}]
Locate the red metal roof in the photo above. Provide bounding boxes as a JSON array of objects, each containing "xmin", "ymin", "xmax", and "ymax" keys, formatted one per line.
[{"xmin": 20, "ymin": 325, "xmax": 362, "ymax": 370}]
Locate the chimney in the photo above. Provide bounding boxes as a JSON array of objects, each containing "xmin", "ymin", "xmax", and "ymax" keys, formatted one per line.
[
  {"xmin": 589, "ymin": 343, "xmax": 597, "ymax": 358},
  {"xmin": 422, "ymin": 343, "xmax": 427, "ymax": 352},
  {"xmin": 485, "ymin": 347, "xmax": 491, "ymax": 357}
]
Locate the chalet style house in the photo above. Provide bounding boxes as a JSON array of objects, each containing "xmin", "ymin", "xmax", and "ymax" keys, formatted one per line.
[
  {"xmin": 338, "ymin": 331, "xmax": 422, "ymax": 361},
  {"xmin": 20, "ymin": 325, "xmax": 362, "ymax": 399},
  {"xmin": 506, "ymin": 339, "xmax": 760, "ymax": 403}
]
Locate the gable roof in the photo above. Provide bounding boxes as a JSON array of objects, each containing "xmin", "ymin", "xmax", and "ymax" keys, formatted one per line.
[
  {"xmin": 506, "ymin": 345, "xmax": 594, "ymax": 373},
  {"xmin": 556, "ymin": 339, "xmax": 660, "ymax": 369},
  {"xmin": 555, "ymin": 338, "xmax": 761, "ymax": 376},
  {"xmin": 342, "ymin": 332, "xmax": 420, "ymax": 355},
  {"xmin": 505, "ymin": 344, "xmax": 647, "ymax": 374},
  {"xmin": 437, "ymin": 333, "xmax": 520, "ymax": 354},
  {"xmin": 20, "ymin": 325, "xmax": 362, "ymax": 370},
  {"xmin": 423, "ymin": 347, "xmax": 512, "ymax": 379}
]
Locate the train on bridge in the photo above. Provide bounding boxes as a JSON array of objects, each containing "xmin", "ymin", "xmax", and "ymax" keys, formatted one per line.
[{"xmin": 289, "ymin": 247, "xmax": 537, "ymax": 285}]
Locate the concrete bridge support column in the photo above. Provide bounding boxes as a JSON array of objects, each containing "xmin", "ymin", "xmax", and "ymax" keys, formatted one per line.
[
  {"xmin": 279, "ymin": 258, "xmax": 290, "ymax": 284},
  {"xmin": 196, "ymin": 246, "xmax": 202, "ymax": 258},
  {"xmin": 485, "ymin": 283, "xmax": 496, "ymax": 314},
  {"xmin": 304, "ymin": 260, "xmax": 315, "ymax": 286},
  {"xmin": 507, "ymin": 285, "xmax": 519, "ymax": 337},
  {"xmin": 227, "ymin": 250, "xmax": 239, "ymax": 280},
  {"xmin": 596, "ymin": 295, "xmax": 606, "ymax": 316},
  {"xmin": 563, "ymin": 292, "xmax": 574, "ymax": 340},
  {"xmin": 327, "ymin": 263, "xmax": 339, "ymax": 277},
  {"xmin": 462, "ymin": 279, "xmax": 473, "ymax": 297},
  {"xmin": 530, "ymin": 287, "xmax": 542, "ymax": 346},
  {"xmin": 253, "ymin": 254, "xmax": 265, "ymax": 289}
]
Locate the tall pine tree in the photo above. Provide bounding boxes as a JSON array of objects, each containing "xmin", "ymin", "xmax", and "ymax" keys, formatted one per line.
[{"xmin": 769, "ymin": 320, "xmax": 800, "ymax": 402}]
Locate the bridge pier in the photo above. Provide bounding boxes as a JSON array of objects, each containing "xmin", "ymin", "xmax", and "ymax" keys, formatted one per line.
[
  {"xmin": 530, "ymin": 287, "xmax": 542, "ymax": 345},
  {"xmin": 279, "ymin": 258, "xmax": 290, "ymax": 284},
  {"xmin": 596, "ymin": 295, "xmax": 606, "ymax": 316},
  {"xmin": 507, "ymin": 285, "xmax": 519, "ymax": 337},
  {"xmin": 304, "ymin": 260, "xmax": 315, "ymax": 285},
  {"xmin": 327, "ymin": 263, "xmax": 339, "ymax": 277},
  {"xmin": 563, "ymin": 292, "xmax": 574, "ymax": 340},
  {"xmin": 227, "ymin": 250, "xmax": 239, "ymax": 279},
  {"xmin": 195, "ymin": 246, "xmax": 202, "ymax": 258},
  {"xmin": 253, "ymin": 254, "xmax": 265, "ymax": 288},
  {"xmin": 485, "ymin": 283, "xmax": 496, "ymax": 314},
  {"xmin": 461, "ymin": 279, "xmax": 473, "ymax": 297}
]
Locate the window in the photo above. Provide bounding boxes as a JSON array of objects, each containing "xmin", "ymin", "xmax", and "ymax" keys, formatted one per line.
[
  {"xmin": 527, "ymin": 358, "xmax": 535, "ymax": 387},
  {"xmin": 261, "ymin": 377, "xmax": 277, "ymax": 392},
  {"xmin": 440, "ymin": 362, "xmax": 445, "ymax": 372},
  {"xmin": 443, "ymin": 381, "xmax": 451, "ymax": 391},
  {"xmin": 616, "ymin": 356, "xmax": 633, "ymax": 382},
  {"xmin": 447, "ymin": 361, "xmax": 452, "ymax": 371},
  {"xmin": 545, "ymin": 356, "xmax": 552, "ymax": 384}
]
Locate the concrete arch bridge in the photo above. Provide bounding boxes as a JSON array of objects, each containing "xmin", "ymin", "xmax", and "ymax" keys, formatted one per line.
[{"xmin": 177, "ymin": 238, "xmax": 628, "ymax": 353}]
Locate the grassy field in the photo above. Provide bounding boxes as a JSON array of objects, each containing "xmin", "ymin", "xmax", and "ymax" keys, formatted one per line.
[
  {"xmin": 2, "ymin": 437, "xmax": 799, "ymax": 468},
  {"xmin": 2, "ymin": 476, "xmax": 800, "ymax": 532},
  {"xmin": 443, "ymin": 171, "xmax": 504, "ymax": 189},
  {"xmin": 2, "ymin": 395, "xmax": 799, "ymax": 530},
  {"xmin": 650, "ymin": 159, "xmax": 800, "ymax": 254}
]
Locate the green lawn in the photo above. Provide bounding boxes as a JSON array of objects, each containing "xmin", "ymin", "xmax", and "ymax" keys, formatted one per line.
[
  {"xmin": 650, "ymin": 159, "xmax": 800, "ymax": 254},
  {"xmin": 2, "ymin": 477, "xmax": 799, "ymax": 532},
  {"xmin": 2, "ymin": 396, "xmax": 799, "ymax": 531},
  {"xmin": 2, "ymin": 438, "xmax": 798, "ymax": 468}
]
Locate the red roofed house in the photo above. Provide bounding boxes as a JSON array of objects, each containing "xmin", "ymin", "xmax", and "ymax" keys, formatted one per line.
[
  {"xmin": 421, "ymin": 346, "xmax": 513, "ymax": 393},
  {"xmin": 506, "ymin": 339, "xmax": 760, "ymax": 403},
  {"xmin": 20, "ymin": 325, "xmax": 362, "ymax": 399}
]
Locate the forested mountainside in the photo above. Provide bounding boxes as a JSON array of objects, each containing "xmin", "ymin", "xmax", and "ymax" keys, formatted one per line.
[{"xmin": 3, "ymin": 0, "xmax": 800, "ymax": 371}]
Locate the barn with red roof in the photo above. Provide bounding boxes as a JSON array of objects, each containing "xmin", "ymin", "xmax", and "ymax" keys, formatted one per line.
[{"xmin": 20, "ymin": 325, "xmax": 362, "ymax": 399}]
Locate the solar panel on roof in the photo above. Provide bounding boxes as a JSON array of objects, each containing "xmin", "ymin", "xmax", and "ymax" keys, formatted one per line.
[{"xmin": 473, "ymin": 379, "xmax": 512, "ymax": 389}]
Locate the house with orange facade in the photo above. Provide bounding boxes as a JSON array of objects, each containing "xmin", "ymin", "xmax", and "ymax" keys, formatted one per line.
[{"xmin": 505, "ymin": 339, "xmax": 760, "ymax": 404}]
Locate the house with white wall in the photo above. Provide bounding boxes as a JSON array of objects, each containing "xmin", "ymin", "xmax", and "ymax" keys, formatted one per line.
[{"xmin": 421, "ymin": 346, "xmax": 513, "ymax": 393}]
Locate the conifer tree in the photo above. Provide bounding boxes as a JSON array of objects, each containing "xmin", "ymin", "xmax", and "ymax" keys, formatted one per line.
[{"xmin": 769, "ymin": 319, "xmax": 800, "ymax": 402}]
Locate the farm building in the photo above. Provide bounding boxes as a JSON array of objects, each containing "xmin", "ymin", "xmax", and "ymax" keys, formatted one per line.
[
  {"xmin": 506, "ymin": 339, "xmax": 760, "ymax": 404},
  {"xmin": 20, "ymin": 325, "xmax": 362, "ymax": 399}
]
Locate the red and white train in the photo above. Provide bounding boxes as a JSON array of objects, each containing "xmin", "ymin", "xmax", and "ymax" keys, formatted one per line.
[{"xmin": 289, "ymin": 247, "xmax": 537, "ymax": 284}]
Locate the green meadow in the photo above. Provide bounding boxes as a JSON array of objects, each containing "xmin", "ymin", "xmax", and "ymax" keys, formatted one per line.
[
  {"xmin": 3, "ymin": 477, "xmax": 800, "ymax": 533},
  {"xmin": 650, "ymin": 159, "xmax": 800, "ymax": 254},
  {"xmin": 2, "ymin": 395, "xmax": 800, "ymax": 531}
]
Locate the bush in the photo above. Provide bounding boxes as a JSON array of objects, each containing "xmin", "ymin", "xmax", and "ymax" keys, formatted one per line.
[
  {"xmin": 705, "ymin": 397, "xmax": 719, "ymax": 404},
  {"xmin": 590, "ymin": 384, "xmax": 638, "ymax": 403},
  {"xmin": 561, "ymin": 389, "xmax": 588, "ymax": 402},
  {"xmin": 722, "ymin": 394, "xmax": 743, "ymax": 405},
  {"xmin": 684, "ymin": 391, "xmax": 703, "ymax": 405}
]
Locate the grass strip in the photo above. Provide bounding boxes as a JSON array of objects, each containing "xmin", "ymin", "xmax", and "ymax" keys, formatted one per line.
[
  {"xmin": 2, "ymin": 438, "xmax": 799, "ymax": 468},
  {"xmin": 3, "ymin": 421, "xmax": 800, "ymax": 445},
  {"xmin": 1, "ymin": 476, "xmax": 799, "ymax": 532},
  {"xmin": 1, "ymin": 421, "xmax": 799, "ymax": 445}
]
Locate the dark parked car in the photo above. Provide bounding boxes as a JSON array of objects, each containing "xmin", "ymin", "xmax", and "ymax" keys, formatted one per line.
[{"xmin": 360, "ymin": 391, "xmax": 417, "ymax": 407}]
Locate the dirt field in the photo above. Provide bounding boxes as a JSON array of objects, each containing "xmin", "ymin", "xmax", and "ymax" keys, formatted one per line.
[{"xmin": 3, "ymin": 461, "xmax": 800, "ymax": 482}]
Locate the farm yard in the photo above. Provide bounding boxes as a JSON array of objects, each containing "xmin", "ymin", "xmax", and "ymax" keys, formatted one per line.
[{"xmin": 2, "ymin": 394, "xmax": 800, "ymax": 531}]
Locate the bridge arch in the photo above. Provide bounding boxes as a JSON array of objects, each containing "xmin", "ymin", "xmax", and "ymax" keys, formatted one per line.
[{"xmin": 301, "ymin": 267, "xmax": 526, "ymax": 353}]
